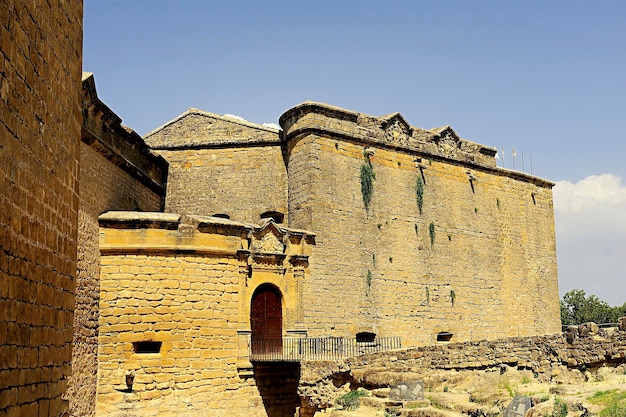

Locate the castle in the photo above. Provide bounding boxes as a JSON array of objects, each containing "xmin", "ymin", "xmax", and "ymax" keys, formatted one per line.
[
  {"xmin": 0, "ymin": 2, "xmax": 560, "ymax": 416},
  {"xmin": 90, "ymin": 91, "xmax": 561, "ymax": 417}
]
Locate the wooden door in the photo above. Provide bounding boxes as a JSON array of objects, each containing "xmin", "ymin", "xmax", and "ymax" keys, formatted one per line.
[{"xmin": 250, "ymin": 285, "xmax": 282, "ymax": 355}]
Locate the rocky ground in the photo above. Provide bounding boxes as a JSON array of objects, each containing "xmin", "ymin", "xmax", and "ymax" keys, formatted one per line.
[{"xmin": 318, "ymin": 364, "xmax": 626, "ymax": 417}]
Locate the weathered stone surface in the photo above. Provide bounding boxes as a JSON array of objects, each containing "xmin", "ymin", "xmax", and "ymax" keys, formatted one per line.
[
  {"xmin": 95, "ymin": 216, "xmax": 314, "ymax": 417},
  {"xmin": 282, "ymin": 102, "xmax": 559, "ymax": 345},
  {"xmin": 146, "ymin": 100, "xmax": 560, "ymax": 351},
  {"xmin": 298, "ymin": 322, "xmax": 626, "ymax": 412},
  {"xmin": 388, "ymin": 381, "xmax": 424, "ymax": 401},
  {"xmin": 144, "ymin": 110, "xmax": 287, "ymax": 224},
  {"xmin": 504, "ymin": 396, "xmax": 532, "ymax": 417},
  {"xmin": 64, "ymin": 75, "xmax": 168, "ymax": 417},
  {"xmin": 0, "ymin": 2, "xmax": 82, "ymax": 416}
]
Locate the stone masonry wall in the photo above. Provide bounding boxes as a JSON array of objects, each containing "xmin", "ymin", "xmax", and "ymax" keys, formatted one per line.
[
  {"xmin": 95, "ymin": 212, "xmax": 315, "ymax": 417},
  {"xmin": 157, "ymin": 146, "xmax": 287, "ymax": 224},
  {"xmin": 96, "ymin": 253, "xmax": 267, "ymax": 417},
  {"xmin": 68, "ymin": 143, "xmax": 164, "ymax": 417},
  {"xmin": 144, "ymin": 110, "xmax": 288, "ymax": 224},
  {"xmin": 143, "ymin": 101, "xmax": 559, "ymax": 351},
  {"xmin": 299, "ymin": 321, "xmax": 626, "ymax": 412},
  {"xmin": 283, "ymin": 103, "xmax": 559, "ymax": 346},
  {"xmin": 0, "ymin": 1, "xmax": 82, "ymax": 416}
]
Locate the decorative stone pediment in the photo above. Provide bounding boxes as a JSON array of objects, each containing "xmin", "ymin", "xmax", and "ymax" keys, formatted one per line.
[
  {"xmin": 381, "ymin": 113, "xmax": 412, "ymax": 145},
  {"xmin": 252, "ymin": 231, "xmax": 284, "ymax": 254},
  {"xmin": 251, "ymin": 221, "xmax": 285, "ymax": 255},
  {"xmin": 433, "ymin": 126, "xmax": 460, "ymax": 157}
]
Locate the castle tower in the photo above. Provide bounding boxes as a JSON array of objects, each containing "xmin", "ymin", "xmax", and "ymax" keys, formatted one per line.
[{"xmin": 280, "ymin": 102, "xmax": 560, "ymax": 346}]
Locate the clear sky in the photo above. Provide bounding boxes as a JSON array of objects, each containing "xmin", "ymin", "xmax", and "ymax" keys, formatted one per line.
[{"xmin": 84, "ymin": 1, "xmax": 626, "ymax": 306}]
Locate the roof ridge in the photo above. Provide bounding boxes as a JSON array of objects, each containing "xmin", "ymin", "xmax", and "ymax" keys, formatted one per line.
[{"xmin": 144, "ymin": 108, "xmax": 279, "ymax": 139}]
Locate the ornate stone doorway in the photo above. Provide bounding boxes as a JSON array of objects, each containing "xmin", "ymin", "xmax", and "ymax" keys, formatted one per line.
[{"xmin": 250, "ymin": 284, "xmax": 283, "ymax": 356}]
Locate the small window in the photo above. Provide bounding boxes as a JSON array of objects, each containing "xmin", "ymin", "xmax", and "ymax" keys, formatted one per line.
[
  {"xmin": 436, "ymin": 332, "xmax": 453, "ymax": 342},
  {"xmin": 356, "ymin": 332, "xmax": 376, "ymax": 343},
  {"xmin": 212, "ymin": 213, "xmax": 230, "ymax": 219},
  {"xmin": 133, "ymin": 341, "xmax": 162, "ymax": 354},
  {"xmin": 260, "ymin": 211, "xmax": 284, "ymax": 223}
]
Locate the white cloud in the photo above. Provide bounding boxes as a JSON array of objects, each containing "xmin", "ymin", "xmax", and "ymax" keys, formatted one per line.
[
  {"xmin": 553, "ymin": 174, "xmax": 626, "ymax": 307},
  {"xmin": 262, "ymin": 122, "xmax": 280, "ymax": 130},
  {"xmin": 223, "ymin": 113, "xmax": 247, "ymax": 122}
]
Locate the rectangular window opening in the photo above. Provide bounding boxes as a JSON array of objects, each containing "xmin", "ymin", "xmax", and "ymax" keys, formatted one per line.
[{"xmin": 133, "ymin": 341, "xmax": 162, "ymax": 354}]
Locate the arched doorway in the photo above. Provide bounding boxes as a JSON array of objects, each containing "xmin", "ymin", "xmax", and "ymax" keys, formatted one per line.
[{"xmin": 250, "ymin": 284, "xmax": 283, "ymax": 357}]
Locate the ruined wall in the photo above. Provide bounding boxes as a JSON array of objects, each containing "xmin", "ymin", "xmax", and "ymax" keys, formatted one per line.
[
  {"xmin": 0, "ymin": 1, "xmax": 82, "ymax": 415},
  {"xmin": 299, "ymin": 321, "xmax": 626, "ymax": 412},
  {"xmin": 281, "ymin": 102, "xmax": 560, "ymax": 346},
  {"xmin": 144, "ymin": 110, "xmax": 287, "ymax": 224},
  {"xmin": 66, "ymin": 74, "xmax": 168, "ymax": 417}
]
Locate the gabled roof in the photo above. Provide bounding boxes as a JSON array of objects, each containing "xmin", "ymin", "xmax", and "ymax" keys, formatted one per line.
[
  {"xmin": 144, "ymin": 108, "xmax": 281, "ymax": 149},
  {"xmin": 253, "ymin": 218, "xmax": 315, "ymax": 239},
  {"xmin": 379, "ymin": 112, "xmax": 414, "ymax": 145}
]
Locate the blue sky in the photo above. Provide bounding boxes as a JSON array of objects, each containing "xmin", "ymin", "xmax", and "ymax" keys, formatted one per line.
[{"xmin": 84, "ymin": 1, "xmax": 626, "ymax": 306}]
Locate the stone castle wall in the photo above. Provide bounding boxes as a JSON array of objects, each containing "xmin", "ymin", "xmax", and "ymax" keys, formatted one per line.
[
  {"xmin": 0, "ymin": 2, "xmax": 82, "ymax": 416},
  {"xmin": 145, "ymin": 110, "xmax": 288, "ymax": 224},
  {"xmin": 67, "ymin": 74, "xmax": 168, "ymax": 417},
  {"xmin": 281, "ymin": 103, "xmax": 560, "ymax": 345},
  {"xmin": 95, "ymin": 212, "xmax": 314, "ymax": 417},
  {"xmin": 96, "ymin": 252, "xmax": 255, "ymax": 417},
  {"xmin": 0, "ymin": 2, "xmax": 563, "ymax": 415},
  {"xmin": 144, "ymin": 101, "xmax": 561, "ymax": 349}
]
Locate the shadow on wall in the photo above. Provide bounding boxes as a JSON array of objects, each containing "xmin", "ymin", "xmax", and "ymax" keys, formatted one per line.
[{"xmin": 253, "ymin": 362, "xmax": 301, "ymax": 417}]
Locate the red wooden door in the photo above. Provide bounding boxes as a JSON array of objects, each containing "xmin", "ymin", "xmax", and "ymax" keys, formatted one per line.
[{"xmin": 250, "ymin": 285, "xmax": 282, "ymax": 355}]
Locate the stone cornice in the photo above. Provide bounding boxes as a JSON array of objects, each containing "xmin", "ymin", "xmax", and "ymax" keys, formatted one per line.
[
  {"xmin": 81, "ymin": 73, "xmax": 169, "ymax": 198},
  {"xmin": 98, "ymin": 212, "xmax": 316, "ymax": 256},
  {"xmin": 280, "ymin": 101, "xmax": 554, "ymax": 188}
]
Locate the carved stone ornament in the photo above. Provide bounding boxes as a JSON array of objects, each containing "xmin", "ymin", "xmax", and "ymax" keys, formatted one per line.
[
  {"xmin": 384, "ymin": 118, "xmax": 410, "ymax": 145},
  {"xmin": 436, "ymin": 129, "xmax": 459, "ymax": 157},
  {"xmin": 251, "ymin": 230, "xmax": 285, "ymax": 254}
]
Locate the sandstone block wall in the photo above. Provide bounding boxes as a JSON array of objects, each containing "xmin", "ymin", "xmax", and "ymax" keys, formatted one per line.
[
  {"xmin": 66, "ymin": 74, "xmax": 168, "ymax": 417},
  {"xmin": 0, "ymin": 1, "xmax": 82, "ymax": 416},
  {"xmin": 95, "ymin": 212, "xmax": 314, "ymax": 417},
  {"xmin": 96, "ymin": 252, "xmax": 260, "ymax": 417},
  {"xmin": 144, "ymin": 109, "xmax": 287, "ymax": 224},
  {"xmin": 281, "ymin": 102, "xmax": 560, "ymax": 346},
  {"xmin": 141, "ymin": 101, "xmax": 560, "ymax": 349}
]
